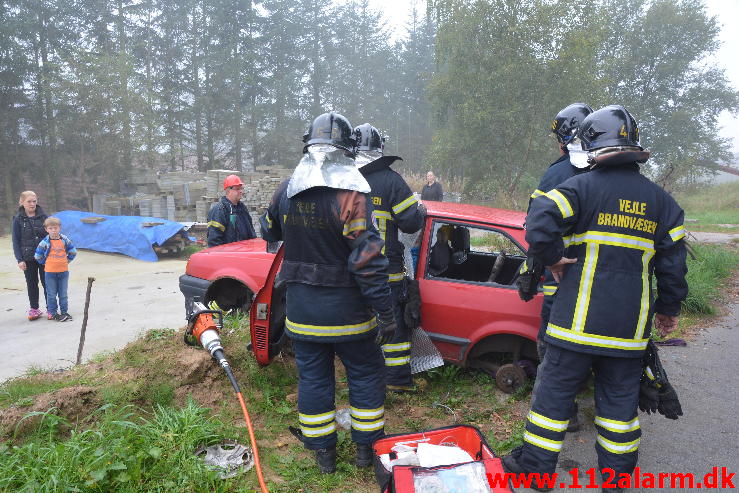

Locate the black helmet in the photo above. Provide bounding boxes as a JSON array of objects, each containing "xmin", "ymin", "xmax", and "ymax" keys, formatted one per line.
[
  {"xmin": 354, "ymin": 123, "xmax": 384, "ymax": 153},
  {"xmin": 578, "ymin": 105, "xmax": 641, "ymax": 151},
  {"xmin": 302, "ymin": 112, "xmax": 356, "ymax": 153},
  {"xmin": 551, "ymin": 103, "xmax": 593, "ymax": 145}
]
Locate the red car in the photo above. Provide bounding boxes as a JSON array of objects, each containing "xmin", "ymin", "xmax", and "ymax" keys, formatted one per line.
[{"xmin": 180, "ymin": 201, "xmax": 543, "ymax": 391}]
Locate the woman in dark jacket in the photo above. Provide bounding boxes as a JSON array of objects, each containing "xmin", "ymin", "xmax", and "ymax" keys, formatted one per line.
[{"xmin": 12, "ymin": 191, "xmax": 49, "ymax": 320}]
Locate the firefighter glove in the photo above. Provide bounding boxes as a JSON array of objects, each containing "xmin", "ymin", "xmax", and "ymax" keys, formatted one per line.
[
  {"xmin": 516, "ymin": 257, "xmax": 543, "ymax": 302},
  {"xmin": 638, "ymin": 380, "xmax": 659, "ymax": 415},
  {"xmin": 657, "ymin": 381, "xmax": 683, "ymax": 420},
  {"xmin": 375, "ymin": 309, "xmax": 397, "ymax": 346}
]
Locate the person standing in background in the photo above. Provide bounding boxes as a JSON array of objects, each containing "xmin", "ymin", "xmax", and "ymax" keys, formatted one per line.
[
  {"xmin": 207, "ymin": 174, "xmax": 256, "ymax": 247},
  {"xmin": 11, "ymin": 191, "xmax": 49, "ymax": 321},
  {"xmin": 420, "ymin": 171, "xmax": 443, "ymax": 201}
]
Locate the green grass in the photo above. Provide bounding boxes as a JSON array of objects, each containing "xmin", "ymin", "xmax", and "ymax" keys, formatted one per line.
[
  {"xmin": 681, "ymin": 243, "xmax": 738, "ymax": 315},
  {"xmin": 0, "ymin": 401, "xmax": 235, "ymax": 492},
  {"xmin": 675, "ymin": 182, "xmax": 739, "ymax": 228}
]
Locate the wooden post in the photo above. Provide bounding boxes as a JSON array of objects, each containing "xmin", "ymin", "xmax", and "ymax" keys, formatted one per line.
[{"xmin": 76, "ymin": 277, "xmax": 95, "ymax": 365}]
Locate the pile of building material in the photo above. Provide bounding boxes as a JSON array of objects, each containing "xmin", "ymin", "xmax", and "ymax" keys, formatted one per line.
[{"xmin": 91, "ymin": 167, "xmax": 294, "ymax": 236}]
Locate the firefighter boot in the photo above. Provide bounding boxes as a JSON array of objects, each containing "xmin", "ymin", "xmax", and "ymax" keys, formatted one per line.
[
  {"xmin": 315, "ymin": 448, "xmax": 337, "ymax": 474},
  {"xmin": 501, "ymin": 446, "xmax": 553, "ymax": 492},
  {"xmin": 567, "ymin": 402, "xmax": 581, "ymax": 432},
  {"xmin": 356, "ymin": 444, "xmax": 373, "ymax": 468}
]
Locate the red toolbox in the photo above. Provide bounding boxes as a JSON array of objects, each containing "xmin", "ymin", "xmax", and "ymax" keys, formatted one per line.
[{"xmin": 372, "ymin": 425, "xmax": 512, "ymax": 493}]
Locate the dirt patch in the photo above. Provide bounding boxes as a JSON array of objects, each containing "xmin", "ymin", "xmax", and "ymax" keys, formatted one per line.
[{"xmin": 1, "ymin": 385, "xmax": 100, "ymax": 437}]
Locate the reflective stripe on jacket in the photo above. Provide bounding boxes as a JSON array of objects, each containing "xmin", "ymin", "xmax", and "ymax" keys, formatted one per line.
[
  {"xmin": 260, "ymin": 181, "xmax": 392, "ymax": 343},
  {"xmin": 526, "ymin": 163, "xmax": 688, "ymax": 357},
  {"xmin": 364, "ymin": 167, "xmax": 424, "ymax": 276}
]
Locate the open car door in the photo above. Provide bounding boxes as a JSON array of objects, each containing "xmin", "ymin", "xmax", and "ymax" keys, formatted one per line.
[{"xmin": 249, "ymin": 246, "xmax": 286, "ymax": 366}]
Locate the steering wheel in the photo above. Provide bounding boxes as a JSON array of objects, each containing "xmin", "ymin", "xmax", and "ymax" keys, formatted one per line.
[{"xmin": 488, "ymin": 251, "xmax": 507, "ymax": 283}]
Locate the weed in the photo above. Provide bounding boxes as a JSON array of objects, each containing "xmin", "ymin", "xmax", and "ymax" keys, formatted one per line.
[
  {"xmin": 145, "ymin": 328, "xmax": 176, "ymax": 341},
  {"xmin": 682, "ymin": 244, "xmax": 738, "ymax": 315}
]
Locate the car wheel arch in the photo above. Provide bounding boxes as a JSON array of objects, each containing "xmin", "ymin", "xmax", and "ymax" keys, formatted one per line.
[{"xmin": 204, "ymin": 276, "xmax": 256, "ymax": 312}]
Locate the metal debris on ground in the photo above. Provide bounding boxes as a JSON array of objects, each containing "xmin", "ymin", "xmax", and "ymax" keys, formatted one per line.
[{"xmin": 194, "ymin": 442, "xmax": 254, "ymax": 479}]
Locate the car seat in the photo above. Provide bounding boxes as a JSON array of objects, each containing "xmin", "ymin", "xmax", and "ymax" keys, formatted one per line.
[{"xmin": 450, "ymin": 226, "xmax": 470, "ymax": 265}]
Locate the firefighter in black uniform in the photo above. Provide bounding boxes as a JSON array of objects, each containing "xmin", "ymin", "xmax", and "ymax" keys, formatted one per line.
[
  {"xmin": 527, "ymin": 103, "xmax": 592, "ymax": 432},
  {"xmin": 354, "ymin": 123, "xmax": 425, "ymax": 392},
  {"xmin": 260, "ymin": 112, "xmax": 396, "ymax": 474},
  {"xmin": 504, "ymin": 105, "xmax": 688, "ymax": 493}
]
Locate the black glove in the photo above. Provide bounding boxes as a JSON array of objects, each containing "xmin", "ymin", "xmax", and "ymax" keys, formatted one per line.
[
  {"xmin": 417, "ymin": 202, "xmax": 427, "ymax": 218},
  {"xmin": 516, "ymin": 257, "xmax": 543, "ymax": 302},
  {"xmin": 375, "ymin": 309, "xmax": 397, "ymax": 346},
  {"xmin": 657, "ymin": 381, "xmax": 683, "ymax": 420},
  {"xmin": 638, "ymin": 379, "xmax": 659, "ymax": 415},
  {"xmin": 403, "ymin": 278, "xmax": 422, "ymax": 329}
]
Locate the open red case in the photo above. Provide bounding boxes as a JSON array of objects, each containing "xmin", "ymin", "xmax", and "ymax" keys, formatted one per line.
[{"xmin": 372, "ymin": 424, "xmax": 512, "ymax": 493}]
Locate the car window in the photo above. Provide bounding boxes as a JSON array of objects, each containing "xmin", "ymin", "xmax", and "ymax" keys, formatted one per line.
[{"xmin": 426, "ymin": 221, "xmax": 525, "ymax": 286}]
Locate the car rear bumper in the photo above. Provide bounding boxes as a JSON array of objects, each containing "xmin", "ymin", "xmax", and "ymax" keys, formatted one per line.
[{"xmin": 179, "ymin": 274, "xmax": 211, "ymax": 318}]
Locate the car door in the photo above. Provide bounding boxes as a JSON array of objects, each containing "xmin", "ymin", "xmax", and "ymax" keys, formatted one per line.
[
  {"xmin": 249, "ymin": 247, "xmax": 286, "ymax": 366},
  {"xmin": 417, "ymin": 220, "xmax": 542, "ymax": 364}
]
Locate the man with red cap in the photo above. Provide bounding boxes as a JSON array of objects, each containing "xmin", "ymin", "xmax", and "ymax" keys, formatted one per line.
[{"xmin": 206, "ymin": 174, "xmax": 256, "ymax": 247}]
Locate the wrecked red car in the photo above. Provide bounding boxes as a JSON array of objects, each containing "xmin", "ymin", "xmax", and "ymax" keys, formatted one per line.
[{"xmin": 180, "ymin": 201, "xmax": 543, "ymax": 391}]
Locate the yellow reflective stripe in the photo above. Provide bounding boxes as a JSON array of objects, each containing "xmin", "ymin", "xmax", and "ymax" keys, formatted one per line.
[
  {"xmin": 527, "ymin": 411, "xmax": 568, "ymax": 432},
  {"xmin": 383, "ymin": 342, "xmax": 411, "ymax": 352},
  {"xmin": 285, "ymin": 317, "xmax": 377, "ymax": 337},
  {"xmin": 265, "ymin": 214, "xmax": 273, "ymax": 228},
  {"xmin": 595, "ymin": 416, "xmax": 640, "ymax": 433},
  {"xmin": 350, "ymin": 406, "xmax": 384, "ymax": 419},
  {"xmin": 543, "ymin": 285, "xmax": 558, "ymax": 296},
  {"xmin": 634, "ymin": 250, "xmax": 654, "ymax": 339},
  {"xmin": 668, "ymin": 224, "xmax": 685, "ymax": 242},
  {"xmin": 547, "ymin": 324, "xmax": 649, "ymax": 350},
  {"xmin": 392, "ymin": 195, "xmax": 418, "ymax": 214},
  {"xmin": 299, "ymin": 410, "xmax": 335, "ymax": 424},
  {"xmin": 544, "ymin": 190, "xmax": 574, "ymax": 218},
  {"xmin": 385, "ymin": 356, "xmax": 411, "ymax": 366},
  {"xmin": 373, "ymin": 210, "xmax": 392, "ymax": 220},
  {"xmin": 388, "ymin": 271, "xmax": 405, "ymax": 282},
  {"xmin": 523, "ymin": 431, "xmax": 563, "ymax": 452},
  {"xmin": 301, "ymin": 422, "xmax": 336, "ymax": 437},
  {"xmin": 562, "ymin": 234, "xmax": 575, "ymax": 247},
  {"xmin": 343, "ymin": 219, "xmax": 366, "ymax": 235},
  {"xmin": 645, "ymin": 366, "xmax": 656, "ymax": 380},
  {"xmin": 530, "ymin": 189, "xmax": 545, "ymax": 199},
  {"xmin": 573, "ymin": 243, "xmax": 598, "ymax": 332},
  {"xmin": 569, "ymin": 231, "xmax": 654, "ymax": 251},
  {"xmin": 519, "ymin": 262, "xmax": 529, "ymax": 274},
  {"xmin": 351, "ymin": 417, "xmax": 384, "ymax": 431},
  {"xmin": 597, "ymin": 435, "xmax": 640, "ymax": 454},
  {"xmin": 207, "ymin": 220, "xmax": 225, "ymax": 232}
]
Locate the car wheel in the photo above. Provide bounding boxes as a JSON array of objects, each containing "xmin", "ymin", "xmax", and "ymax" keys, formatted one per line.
[{"xmin": 495, "ymin": 363, "xmax": 527, "ymax": 393}]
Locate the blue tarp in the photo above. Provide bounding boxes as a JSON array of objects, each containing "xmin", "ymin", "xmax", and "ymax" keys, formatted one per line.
[{"xmin": 53, "ymin": 210, "xmax": 191, "ymax": 262}]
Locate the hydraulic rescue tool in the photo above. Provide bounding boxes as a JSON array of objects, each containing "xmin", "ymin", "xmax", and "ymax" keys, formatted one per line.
[{"xmin": 185, "ymin": 302, "xmax": 270, "ymax": 492}]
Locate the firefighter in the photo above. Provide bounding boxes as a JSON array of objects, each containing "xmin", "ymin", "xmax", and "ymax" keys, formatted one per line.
[
  {"xmin": 528, "ymin": 103, "xmax": 593, "ymax": 432},
  {"xmin": 354, "ymin": 123, "xmax": 425, "ymax": 393},
  {"xmin": 259, "ymin": 112, "xmax": 395, "ymax": 474},
  {"xmin": 206, "ymin": 174, "xmax": 256, "ymax": 247},
  {"xmin": 503, "ymin": 105, "xmax": 688, "ymax": 493}
]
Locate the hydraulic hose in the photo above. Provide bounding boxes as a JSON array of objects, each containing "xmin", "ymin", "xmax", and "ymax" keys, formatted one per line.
[{"xmin": 212, "ymin": 349, "xmax": 270, "ymax": 493}]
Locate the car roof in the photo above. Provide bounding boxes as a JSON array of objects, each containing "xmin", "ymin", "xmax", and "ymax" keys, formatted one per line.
[{"xmin": 423, "ymin": 200, "xmax": 526, "ymax": 230}]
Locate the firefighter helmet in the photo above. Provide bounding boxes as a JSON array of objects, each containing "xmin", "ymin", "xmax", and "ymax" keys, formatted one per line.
[
  {"xmin": 578, "ymin": 105, "xmax": 641, "ymax": 151},
  {"xmin": 551, "ymin": 103, "xmax": 593, "ymax": 145},
  {"xmin": 354, "ymin": 123, "xmax": 384, "ymax": 153},
  {"xmin": 223, "ymin": 174, "xmax": 244, "ymax": 190},
  {"xmin": 302, "ymin": 112, "xmax": 356, "ymax": 153}
]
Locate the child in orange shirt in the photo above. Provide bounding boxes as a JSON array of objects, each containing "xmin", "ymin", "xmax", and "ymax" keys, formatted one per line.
[{"xmin": 34, "ymin": 217, "xmax": 77, "ymax": 321}]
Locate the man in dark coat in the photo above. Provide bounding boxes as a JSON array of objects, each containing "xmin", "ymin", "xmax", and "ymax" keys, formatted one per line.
[
  {"xmin": 420, "ymin": 171, "xmax": 443, "ymax": 201},
  {"xmin": 207, "ymin": 174, "xmax": 256, "ymax": 247}
]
